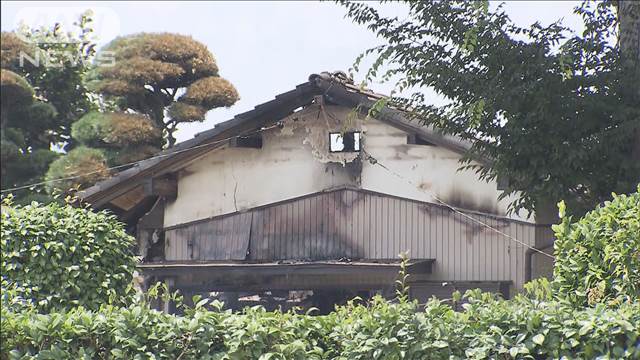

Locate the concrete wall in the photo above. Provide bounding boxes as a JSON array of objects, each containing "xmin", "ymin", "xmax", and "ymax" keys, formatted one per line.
[{"xmin": 164, "ymin": 104, "xmax": 531, "ymax": 227}]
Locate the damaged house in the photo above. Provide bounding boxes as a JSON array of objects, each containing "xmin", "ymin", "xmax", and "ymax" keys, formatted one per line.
[{"xmin": 80, "ymin": 72, "xmax": 554, "ymax": 312}]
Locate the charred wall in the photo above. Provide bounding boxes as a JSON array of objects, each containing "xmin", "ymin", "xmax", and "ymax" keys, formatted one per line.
[{"xmin": 163, "ymin": 188, "xmax": 547, "ymax": 289}]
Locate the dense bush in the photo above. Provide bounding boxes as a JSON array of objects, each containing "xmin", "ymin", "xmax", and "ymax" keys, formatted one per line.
[
  {"xmin": 2, "ymin": 290, "xmax": 639, "ymax": 359},
  {"xmin": 0, "ymin": 198, "xmax": 137, "ymax": 311},
  {"xmin": 553, "ymin": 186, "xmax": 640, "ymax": 306},
  {"xmin": 44, "ymin": 147, "xmax": 110, "ymax": 192}
]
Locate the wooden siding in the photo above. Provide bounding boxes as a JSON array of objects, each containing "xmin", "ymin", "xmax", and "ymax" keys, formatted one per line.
[
  {"xmin": 165, "ymin": 212, "xmax": 251, "ymax": 261},
  {"xmin": 163, "ymin": 188, "xmax": 550, "ymax": 289}
]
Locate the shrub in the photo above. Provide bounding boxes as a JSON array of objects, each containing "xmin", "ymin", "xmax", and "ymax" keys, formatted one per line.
[
  {"xmin": 71, "ymin": 111, "xmax": 161, "ymax": 148},
  {"xmin": 553, "ymin": 186, "xmax": 640, "ymax": 306},
  {"xmin": 44, "ymin": 146, "xmax": 109, "ymax": 192},
  {"xmin": 0, "ymin": 198, "xmax": 137, "ymax": 311},
  {"xmin": 1, "ymin": 292, "xmax": 639, "ymax": 359}
]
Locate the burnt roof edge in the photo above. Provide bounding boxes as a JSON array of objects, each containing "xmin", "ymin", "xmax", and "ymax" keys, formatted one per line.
[{"xmin": 80, "ymin": 72, "xmax": 489, "ymax": 208}]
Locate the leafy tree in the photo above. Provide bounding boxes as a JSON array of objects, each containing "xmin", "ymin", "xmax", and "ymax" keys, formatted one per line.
[
  {"xmin": 14, "ymin": 12, "xmax": 99, "ymax": 148},
  {"xmin": 340, "ymin": 0, "xmax": 640, "ymax": 216},
  {"xmin": 0, "ymin": 12, "xmax": 98, "ymax": 197},
  {"xmin": 90, "ymin": 32, "xmax": 240, "ymax": 148},
  {"xmin": 0, "ymin": 196, "xmax": 137, "ymax": 311},
  {"xmin": 0, "ymin": 63, "xmax": 59, "ymax": 196},
  {"xmin": 553, "ymin": 186, "xmax": 639, "ymax": 307}
]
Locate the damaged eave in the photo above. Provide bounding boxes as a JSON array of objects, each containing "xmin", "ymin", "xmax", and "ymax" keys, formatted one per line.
[
  {"xmin": 79, "ymin": 71, "xmax": 495, "ymax": 211},
  {"xmin": 78, "ymin": 81, "xmax": 321, "ymax": 209},
  {"xmin": 312, "ymin": 73, "xmax": 494, "ymax": 167}
]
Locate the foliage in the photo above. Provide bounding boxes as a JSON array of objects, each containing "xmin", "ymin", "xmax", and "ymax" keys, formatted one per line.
[
  {"xmin": 181, "ymin": 76, "xmax": 239, "ymax": 109},
  {"xmin": 553, "ymin": 185, "xmax": 640, "ymax": 307},
  {"xmin": 14, "ymin": 10, "xmax": 99, "ymax": 147},
  {"xmin": 339, "ymin": 0, "xmax": 640, "ymax": 215},
  {"xmin": 0, "ymin": 197, "xmax": 137, "ymax": 311},
  {"xmin": 0, "ymin": 69, "xmax": 34, "ymax": 105},
  {"xmin": 168, "ymin": 101, "xmax": 208, "ymax": 122},
  {"xmin": 0, "ymin": 11, "xmax": 98, "ymax": 197},
  {"xmin": 71, "ymin": 111, "xmax": 161, "ymax": 149},
  {"xmin": 51, "ymin": 110, "xmax": 161, "ymax": 192},
  {"xmin": 1, "ymin": 291, "xmax": 639, "ymax": 359},
  {"xmin": 44, "ymin": 147, "xmax": 109, "ymax": 192},
  {"xmin": 90, "ymin": 32, "xmax": 239, "ymax": 147}
]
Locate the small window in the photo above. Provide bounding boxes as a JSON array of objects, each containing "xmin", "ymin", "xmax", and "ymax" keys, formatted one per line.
[
  {"xmin": 330, "ymin": 132, "xmax": 361, "ymax": 152},
  {"xmin": 407, "ymin": 134, "xmax": 435, "ymax": 146}
]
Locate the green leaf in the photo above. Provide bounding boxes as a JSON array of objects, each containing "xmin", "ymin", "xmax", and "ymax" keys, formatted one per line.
[{"xmin": 532, "ymin": 334, "xmax": 545, "ymax": 345}]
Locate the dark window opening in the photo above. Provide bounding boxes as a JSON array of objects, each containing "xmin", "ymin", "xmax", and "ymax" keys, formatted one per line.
[
  {"xmin": 497, "ymin": 175, "xmax": 509, "ymax": 191},
  {"xmin": 330, "ymin": 132, "xmax": 361, "ymax": 152},
  {"xmin": 407, "ymin": 134, "xmax": 435, "ymax": 146}
]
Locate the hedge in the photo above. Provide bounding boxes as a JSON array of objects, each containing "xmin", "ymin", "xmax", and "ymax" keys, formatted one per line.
[
  {"xmin": 2, "ymin": 290, "xmax": 639, "ymax": 359},
  {"xmin": 553, "ymin": 187, "xmax": 640, "ymax": 306},
  {"xmin": 1, "ymin": 198, "xmax": 137, "ymax": 312}
]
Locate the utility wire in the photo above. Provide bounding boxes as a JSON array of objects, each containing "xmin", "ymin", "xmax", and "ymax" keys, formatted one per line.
[
  {"xmin": 318, "ymin": 99, "xmax": 554, "ymax": 260},
  {"xmin": 361, "ymin": 149, "xmax": 555, "ymax": 260},
  {"xmin": 2, "ymin": 110, "xmax": 556, "ymax": 260},
  {"xmin": 1, "ymin": 123, "xmax": 283, "ymax": 194}
]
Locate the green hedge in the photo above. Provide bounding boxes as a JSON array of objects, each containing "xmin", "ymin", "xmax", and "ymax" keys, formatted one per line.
[
  {"xmin": 553, "ymin": 187, "xmax": 640, "ymax": 306},
  {"xmin": 2, "ymin": 291, "xmax": 639, "ymax": 359},
  {"xmin": 1, "ymin": 198, "xmax": 137, "ymax": 312}
]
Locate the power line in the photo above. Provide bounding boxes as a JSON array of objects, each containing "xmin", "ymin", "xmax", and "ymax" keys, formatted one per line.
[
  {"xmin": 2, "ymin": 111, "xmax": 555, "ymax": 260},
  {"xmin": 361, "ymin": 149, "xmax": 555, "ymax": 260},
  {"xmin": 1, "ymin": 123, "xmax": 283, "ymax": 194}
]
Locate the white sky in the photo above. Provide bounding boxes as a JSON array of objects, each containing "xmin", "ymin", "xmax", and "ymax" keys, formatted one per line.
[{"xmin": 1, "ymin": 1, "xmax": 583, "ymax": 143}]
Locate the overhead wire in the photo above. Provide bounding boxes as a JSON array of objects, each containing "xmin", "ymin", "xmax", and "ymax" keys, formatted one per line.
[
  {"xmin": 360, "ymin": 148, "xmax": 555, "ymax": 259},
  {"xmin": 2, "ymin": 102, "xmax": 555, "ymax": 260},
  {"xmin": 0, "ymin": 123, "xmax": 283, "ymax": 194}
]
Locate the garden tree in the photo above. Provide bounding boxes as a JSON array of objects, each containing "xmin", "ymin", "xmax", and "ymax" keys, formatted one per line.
[
  {"xmin": 0, "ymin": 12, "xmax": 98, "ymax": 196},
  {"xmin": 0, "ymin": 196, "xmax": 137, "ymax": 311},
  {"xmin": 90, "ymin": 32, "xmax": 240, "ymax": 148},
  {"xmin": 617, "ymin": 0, "xmax": 640, "ymax": 160},
  {"xmin": 340, "ymin": 1, "xmax": 640, "ymax": 216},
  {"xmin": 44, "ymin": 146, "xmax": 110, "ymax": 193},
  {"xmin": 0, "ymin": 65, "xmax": 59, "ymax": 196},
  {"xmin": 14, "ymin": 11, "xmax": 99, "ymax": 148},
  {"xmin": 45, "ymin": 111, "xmax": 161, "ymax": 191},
  {"xmin": 46, "ymin": 33, "xmax": 240, "ymax": 193}
]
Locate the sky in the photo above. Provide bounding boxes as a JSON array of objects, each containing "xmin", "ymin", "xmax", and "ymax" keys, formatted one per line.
[{"xmin": 1, "ymin": 1, "xmax": 583, "ymax": 143}]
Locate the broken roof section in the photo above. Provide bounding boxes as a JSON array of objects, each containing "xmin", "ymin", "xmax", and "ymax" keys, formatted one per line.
[{"xmin": 80, "ymin": 71, "xmax": 479, "ymax": 208}]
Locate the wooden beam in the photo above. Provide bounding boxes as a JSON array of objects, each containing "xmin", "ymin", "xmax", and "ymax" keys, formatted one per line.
[
  {"xmin": 138, "ymin": 259, "xmax": 435, "ymax": 277},
  {"xmin": 110, "ymin": 185, "xmax": 145, "ymax": 211},
  {"xmin": 229, "ymin": 135, "xmax": 263, "ymax": 149},
  {"xmin": 143, "ymin": 176, "xmax": 177, "ymax": 201}
]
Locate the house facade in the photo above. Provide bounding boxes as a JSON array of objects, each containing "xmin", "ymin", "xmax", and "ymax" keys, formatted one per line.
[{"xmin": 81, "ymin": 72, "xmax": 554, "ymax": 312}]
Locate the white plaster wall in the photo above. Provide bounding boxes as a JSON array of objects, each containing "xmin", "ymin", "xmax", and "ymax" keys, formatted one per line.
[
  {"xmin": 164, "ymin": 104, "xmax": 531, "ymax": 227},
  {"xmin": 164, "ymin": 105, "xmax": 361, "ymax": 227},
  {"xmin": 359, "ymin": 117, "xmax": 530, "ymax": 222}
]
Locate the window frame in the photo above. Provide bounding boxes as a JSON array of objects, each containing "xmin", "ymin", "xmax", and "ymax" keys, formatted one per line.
[{"xmin": 329, "ymin": 131, "xmax": 361, "ymax": 153}]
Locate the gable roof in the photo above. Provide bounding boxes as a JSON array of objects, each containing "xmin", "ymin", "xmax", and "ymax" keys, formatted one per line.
[{"xmin": 80, "ymin": 71, "xmax": 480, "ymax": 208}]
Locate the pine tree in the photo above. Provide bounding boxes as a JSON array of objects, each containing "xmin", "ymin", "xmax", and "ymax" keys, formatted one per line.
[
  {"xmin": 90, "ymin": 32, "xmax": 239, "ymax": 148},
  {"xmin": 1, "ymin": 35, "xmax": 59, "ymax": 198},
  {"xmin": 47, "ymin": 33, "xmax": 240, "ymax": 192},
  {"xmin": 1, "ymin": 12, "xmax": 98, "ymax": 199}
]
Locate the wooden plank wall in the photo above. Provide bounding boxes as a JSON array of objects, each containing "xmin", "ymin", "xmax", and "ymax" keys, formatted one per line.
[
  {"xmin": 163, "ymin": 188, "xmax": 549, "ymax": 289},
  {"xmin": 165, "ymin": 212, "xmax": 251, "ymax": 261}
]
